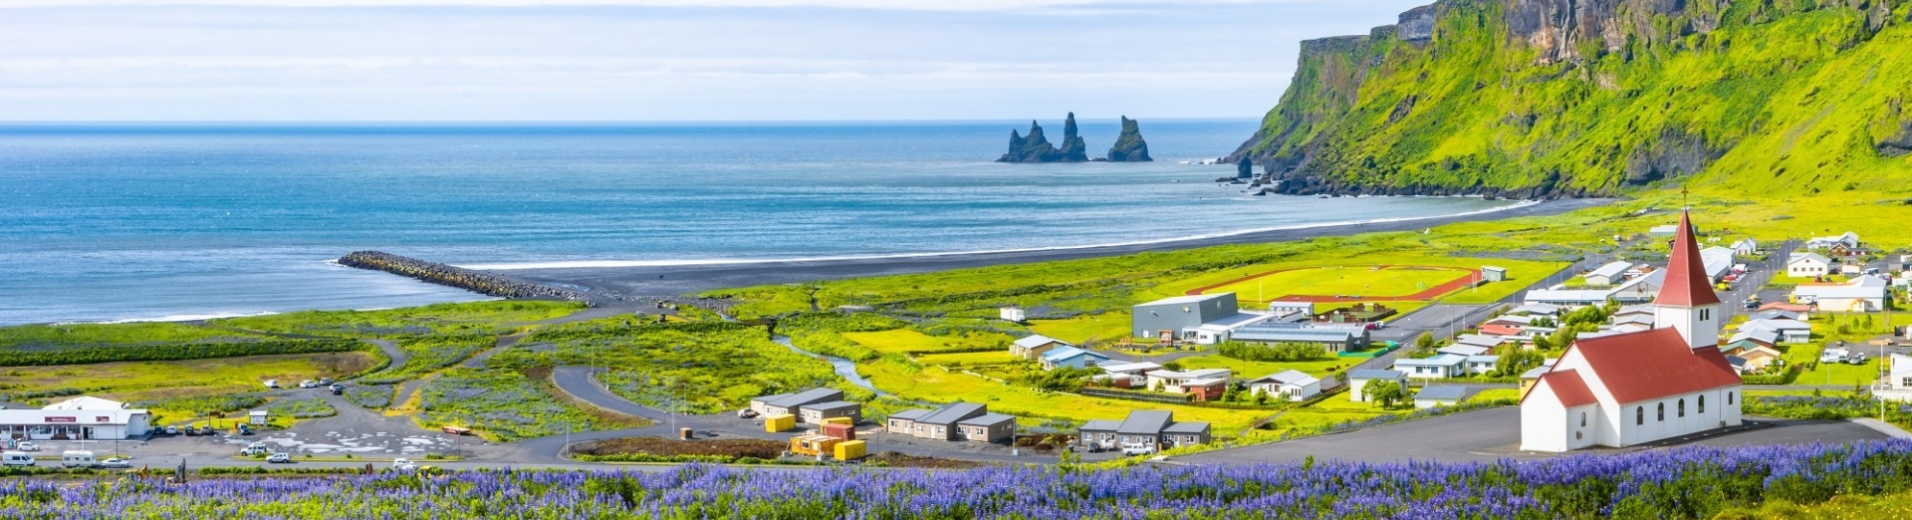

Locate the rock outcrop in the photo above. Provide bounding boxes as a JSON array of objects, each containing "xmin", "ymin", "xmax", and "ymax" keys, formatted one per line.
[
  {"xmin": 1227, "ymin": 0, "xmax": 1912, "ymax": 198},
  {"xmin": 1106, "ymin": 116, "xmax": 1152, "ymax": 162},
  {"xmin": 998, "ymin": 113, "xmax": 1089, "ymax": 163}
]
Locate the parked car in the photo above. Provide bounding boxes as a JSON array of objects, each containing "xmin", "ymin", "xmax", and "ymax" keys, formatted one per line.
[
  {"xmin": 164, "ymin": 425, "xmax": 180, "ymax": 436},
  {"xmin": 1848, "ymin": 353, "xmax": 1870, "ymax": 365},
  {"xmin": 392, "ymin": 458, "xmax": 418, "ymax": 472},
  {"xmin": 318, "ymin": 378, "xmax": 334, "ymax": 386},
  {"xmin": 736, "ymin": 409, "xmax": 758, "ymax": 419},
  {"xmin": 1, "ymin": 451, "xmax": 34, "ymax": 467},
  {"xmin": 298, "ymin": 380, "xmax": 319, "ymax": 389},
  {"xmin": 241, "ymin": 443, "xmax": 270, "ymax": 457},
  {"xmin": 199, "ymin": 425, "xmax": 214, "ymax": 436},
  {"xmin": 266, "ymin": 452, "xmax": 292, "ymax": 464},
  {"xmin": 98, "ymin": 457, "xmax": 132, "ymax": 469},
  {"xmin": 237, "ymin": 424, "xmax": 253, "ymax": 435},
  {"xmin": 442, "ymin": 426, "xmax": 472, "ymax": 436},
  {"xmin": 183, "ymin": 426, "xmax": 199, "ymax": 437},
  {"xmin": 16, "ymin": 442, "xmax": 40, "ymax": 452},
  {"xmin": 263, "ymin": 379, "xmax": 280, "ymax": 389},
  {"xmin": 1120, "ymin": 442, "xmax": 1155, "ymax": 456}
]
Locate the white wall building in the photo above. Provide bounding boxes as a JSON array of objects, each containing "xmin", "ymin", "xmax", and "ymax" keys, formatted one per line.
[
  {"xmin": 1521, "ymin": 210, "xmax": 1743, "ymax": 453},
  {"xmin": 1246, "ymin": 370, "xmax": 1321, "ymax": 402},
  {"xmin": 1788, "ymin": 252, "xmax": 1832, "ymax": 278},
  {"xmin": 1792, "ymin": 274, "xmax": 1888, "ymax": 312},
  {"xmin": 0, "ymin": 397, "xmax": 151, "ymax": 440}
]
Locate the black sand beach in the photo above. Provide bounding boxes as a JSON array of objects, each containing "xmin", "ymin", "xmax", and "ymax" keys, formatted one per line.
[{"xmin": 490, "ymin": 198, "xmax": 1610, "ymax": 303}]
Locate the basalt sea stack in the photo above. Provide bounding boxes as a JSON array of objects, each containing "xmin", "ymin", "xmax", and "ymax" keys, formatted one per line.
[
  {"xmin": 1106, "ymin": 116, "xmax": 1152, "ymax": 162},
  {"xmin": 997, "ymin": 113, "xmax": 1089, "ymax": 163}
]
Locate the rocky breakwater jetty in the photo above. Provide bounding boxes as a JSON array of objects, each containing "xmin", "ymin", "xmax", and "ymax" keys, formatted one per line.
[{"xmin": 338, "ymin": 251, "xmax": 592, "ymax": 303}]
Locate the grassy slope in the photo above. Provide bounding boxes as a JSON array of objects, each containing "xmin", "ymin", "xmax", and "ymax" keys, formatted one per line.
[{"xmin": 1241, "ymin": 0, "xmax": 1912, "ymax": 196}]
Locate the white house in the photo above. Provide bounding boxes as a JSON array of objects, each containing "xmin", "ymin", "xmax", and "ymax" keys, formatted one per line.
[
  {"xmin": 1807, "ymin": 231, "xmax": 1861, "ymax": 252},
  {"xmin": 1039, "ymin": 346, "xmax": 1110, "ymax": 371},
  {"xmin": 1520, "ymin": 209, "xmax": 1743, "ymax": 453},
  {"xmin": 1731, "ymin": 238, "xmax": 1758, "ymax": 256},
  {"xmin": 1246, "ymin": 370, "xmax": 1321, "ymax": 402},
  {"xmin": 1395, "ymin": 354, "xmax": 1466, "ymax": 379},
  {"xmin": 1881, "ymin": 354, "xmax": 1912, "ymax": 402},
  {"xmin": 1145, "ymin": 368, "xmax": 1232, "ymax": 394},
  {"xmin": 1465, "ymin": 355, "xmax": 1500, "ymax": 375},
  {"xmin": 1436, "ymin": 344, "xmax": 1492, "ymax": 357},
  {"xmin": 1792, "ymin": 274, "xmax": 1888, "ymax": 312},
  {"xmin": 1739, "ymin": 318, "xmax": 1812, "ymax": 344},
  {"xmin": 1346, "ymin": 369, "xmax": 1408, "ymax": 403},
  {"xmin": 1093, "ymin": 361, "xmax": 1161, "ymax": 388},
  {"xmin": 0, "ymin": 396, "xmax": 151, "ymax": 440},
  {"xmin": 1788, "ymin": 252, "xmax": 1832, "ymax": 278}
]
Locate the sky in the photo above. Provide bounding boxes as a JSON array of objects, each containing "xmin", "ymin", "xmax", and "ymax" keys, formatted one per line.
[{"xmin": 0, "ymin": 0, "xmax": 1431, "ymax": 121}]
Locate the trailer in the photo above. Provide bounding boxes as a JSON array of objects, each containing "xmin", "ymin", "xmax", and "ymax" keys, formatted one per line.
[{"xmin": 789, "ymin": 434, "xmax": 841, "ymax": 457}]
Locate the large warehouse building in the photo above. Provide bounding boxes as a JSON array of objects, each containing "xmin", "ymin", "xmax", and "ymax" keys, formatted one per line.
[{"xmin": 1131, "ymin": 293, "xmax": 1241, "ymax": 340}]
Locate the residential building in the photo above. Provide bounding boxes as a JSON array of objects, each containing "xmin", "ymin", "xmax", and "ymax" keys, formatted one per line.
[
  {"xmin": 1788, "ymin": 252, "xmax": 1832, "ymax": 278},
  {"xmin": 1517, "ymin": 361, "xmax": 1556, "ymax": 399},
  {"xmin": 1883, "ymin": 354, "xmax": 1912, "ymax": 399},
  {"xmin": 1131, "ymin": 293, "xmax": 1240, "ymax": 340},
  {"xmin": 1731, "ymin": 238, "xmax": 1758, "ymax": 256},
  {"xmin": 1585, "ymin": 261, "xmax": 1633, "ymax": 286},
  {"xmin": 1465, "ymin": 355, "xmax": 1500, "ymax": 375},
  {"xmin": 1039, "ymin": 346, "xmax": 1110, "ymax": 371},
  {"xmin": 1009, "ymin": 335, "xmax": 1069, "ymax": 360},
  {"xmin": 1395, "ymin": 354, "xmax": 1466, "ymax": 379},
  {"xmin": 1792, "ymin": 274, "xmax": 1888, "ymax": 312},
  {"xmin": 1524, "ymin": 289, "xmax": 1614, "ymax": 307},
  {"xmin": 1347, "ymin": 369, "xmax": 1408, "ymax": 403},
  {"xmin": 796, "ymin": 401, "xmax": 863, "ymax": 425},
  {"xmin": 1725, "ymin": 328, "xmax": 1779, "ymax": 351},
  {"xmin": 886, "ymin": 402, "xmax": 997, "ymax": 441},
  {"xmin": 1807, "ymin": 231, "xmax": 1861, "ymax": 253},
  {"xmin": 1609, "ymin": 270, "xmax": 1666, "ymax": 303},
  {"xmin": 1184, "ymin": 312, "xmax": 1283, "ymax": 345},
  {"xmin": 955, "ymin": 413, "xmax": 1016, "ymax": 443},
  {"xmin": 1757, "ymin": 302, "xmax": 1813, "ymax": 320},
  {"xmin": 1520, "ymin": 210, "xmax": 1743, "ymax": 453},
  {"xmin": 1740, "ymin": 319, "xmax": 1812, "ymax": 344},
  {"xmin": 1721, "ymin": 345, "xmax": 1783, "ymax": 373},
  {"xmin": 1078, "ymin": 410, "xmax": 1211, "ymax": 451},
  {"xmin": 1145, "ymin": 368, "xmax": 1232, "ymax": 400},
  {"xmin": 1246, "ymin": 370, "xmax": 1321, "ymax": 402},
  {"xmin": 1092, "ymin": 361, "xmax": 1161, "ymax": 388},
  {"xmin": 1415, "ymin": 385, "xmax": 1471, "ymax": 409},
  {"xmin": 1454, "ymin": 334, "xmax": 1508, "ymax": 349},
  {"xmin": 750, "ymin": 388, "xmax": 845, "ymax": 419},
  {"xmin": 1437, "ymin": 344, "xmax": 1491, "ymax": 357},
  {"xmin": 1508, "ymin": 303, "xmax": 1561, "ymax": 316}
]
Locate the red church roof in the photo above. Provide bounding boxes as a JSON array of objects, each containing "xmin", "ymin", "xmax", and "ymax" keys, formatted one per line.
[
  {"xmin": 1655, "ymin": 210, "xmax": 1721, "ymax": 307},
  {"xmin": 1523, "ymin": 370, "xmax": 1597, "ymax": 407},
  {"xmin": 1567, "ymin": 328, "xmax": 1740, "ymax": 405}
]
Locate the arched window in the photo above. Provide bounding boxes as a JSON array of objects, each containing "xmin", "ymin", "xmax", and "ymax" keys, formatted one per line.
[
  {"xmin": 1698, "ymin": 395, "xmax": 1705, "ymax": 414},
  {"xmin": 1728, "ymin": 391, "xmax": 1735, "ymax": 405},
  {"xmin": 1678, "ymin": 399, "xmax": 1686, "ymax": 418},
  {"xmin": 1657, "ymin": 403, "xmax": 1665, "ymax": 421},
  {"xmin": 1636, "ymin": 407, "xmax": 1644, "ymax": 425},
  {"xmin": 1580, "ymin": 412, "xmax": 1587, "ymax": 427}
]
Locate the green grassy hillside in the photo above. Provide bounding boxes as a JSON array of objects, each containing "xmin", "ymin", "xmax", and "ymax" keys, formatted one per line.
[{"xmin": 1232, "ymin": 0, "xmax": 1912, "ymax": 197}]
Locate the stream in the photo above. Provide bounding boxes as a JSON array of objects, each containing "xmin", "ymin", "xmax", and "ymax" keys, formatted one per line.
[{"xmin": 771, "ymin": 334, "xmax": 889, "ymax": 397}]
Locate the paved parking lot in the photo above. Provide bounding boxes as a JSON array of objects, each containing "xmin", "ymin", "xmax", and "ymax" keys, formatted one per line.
[{"xmin": 1173, "ymin": 407, "xmax": 1895, "ymax": 466}]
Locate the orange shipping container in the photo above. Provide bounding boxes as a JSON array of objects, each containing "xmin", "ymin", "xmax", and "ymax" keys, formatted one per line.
[{"xmin": 821, "ymin": 423, "xmax": 856, "ymax": 441}]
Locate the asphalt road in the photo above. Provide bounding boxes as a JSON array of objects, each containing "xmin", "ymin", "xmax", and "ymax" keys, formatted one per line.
[{"xmin": 1172, "ymin": 407, "xmax": 1894, "ymax": 465}]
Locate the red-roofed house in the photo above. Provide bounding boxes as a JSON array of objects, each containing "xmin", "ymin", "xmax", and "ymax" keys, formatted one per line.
[{"xmin": 1520, "ymin": 210, "xmax": 1743, "ymax": 453}]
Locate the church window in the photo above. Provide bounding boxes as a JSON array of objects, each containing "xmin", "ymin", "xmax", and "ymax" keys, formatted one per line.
[
  {"xmin": 1698, "ymin": 395, "xmax": 1705, "ymax": 413},
  {"xmin": 1636, "ymin": 407, "xmax": 1644, "ymax": 425},
  {"xmin": 1728, "ymin": 391, "xmax": 1735, "ymax": 405},
  {"xmin": 1678, "ymin": 399, "xmax": 1686, "ymax": 418},
  {"xmin": 1657, "ymin": 403, "xmax": 1665, "ymax": 422},
  {"xmin": 1580, "ymin": 412, "xmax": 1587, "ymax": 427}
]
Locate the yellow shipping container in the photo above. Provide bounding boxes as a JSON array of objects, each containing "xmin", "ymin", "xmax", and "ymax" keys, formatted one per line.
[
  {"xmin": 789, "ymin": 434, "xmax": 840, "ymax": 457},
  {"xmin": 833, "ymin": 440, "xmax": 866, "ymax": 460},
  {"xmin": 764, "ymin": 414, "xmax": 796, "ymax": 433},
  {"xmin": 821, "ymin": 417, "xmax": 853, "ymax": 426}
]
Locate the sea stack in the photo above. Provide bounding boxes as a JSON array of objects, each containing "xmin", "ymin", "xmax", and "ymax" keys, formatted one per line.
[
  {"xmin": 1106, "ymin": 116, "xmax": 1152, "ymax": 162},
  {"xmin": 996, "ymin": 113, "xmax": 1089, "ymax": 163},
  {"xmin": 1236, "ymin": 157, "xmax": 1253, "ymax": 178}
]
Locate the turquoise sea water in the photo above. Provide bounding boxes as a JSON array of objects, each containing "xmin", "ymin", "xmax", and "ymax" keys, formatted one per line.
[{"xmin": 0, "ymin": 120, "xmax": 1514, "ymax": 325}]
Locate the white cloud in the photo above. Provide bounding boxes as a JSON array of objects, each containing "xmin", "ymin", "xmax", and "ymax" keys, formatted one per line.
[{"xmin": 0, "ymin": 0, "xmax": 1318, "ymax": 10}]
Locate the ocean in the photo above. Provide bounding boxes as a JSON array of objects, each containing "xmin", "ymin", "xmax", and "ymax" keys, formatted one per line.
[{"xmin": 0, "ymin": 120, "xmax": 1516, "ymax": 325}]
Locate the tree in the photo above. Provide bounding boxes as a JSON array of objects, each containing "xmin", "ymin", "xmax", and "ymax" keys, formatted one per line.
[
  {"xmin": 1412, "ymin": 332, "xmax": 1438, "ymax": 356},
  {"xmin": 1494, "ymin": 345, "xmax": 1545, "ymax": 377},
  {"xmin": 1363, "ymin": 379, "xmax": 1408, "ymax": 409}
]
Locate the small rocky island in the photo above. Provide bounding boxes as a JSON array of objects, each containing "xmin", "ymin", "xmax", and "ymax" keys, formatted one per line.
[
  {"xmin": 998, "ymin": 113, "xmax": 1089, "ymax": 163},
  {"xmin": 1105, "ymin": 116, "xmax": 1151, "ymax": 162}
]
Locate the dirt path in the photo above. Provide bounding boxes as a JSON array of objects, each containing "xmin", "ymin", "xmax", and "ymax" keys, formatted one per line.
[{"xmin": 463, "ymin": 332, "xmax": 527, "ymax": 369}]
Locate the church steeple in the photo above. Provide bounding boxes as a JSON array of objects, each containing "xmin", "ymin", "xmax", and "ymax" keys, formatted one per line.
[{"xmin": 1654, "ymin": 209, "xmax": 1721, "ymax": 348}]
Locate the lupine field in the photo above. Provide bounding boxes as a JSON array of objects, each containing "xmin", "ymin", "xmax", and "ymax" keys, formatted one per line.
[{"xmin": 4, "ymin": 441, "xmax": 1911, "ymax": 518}]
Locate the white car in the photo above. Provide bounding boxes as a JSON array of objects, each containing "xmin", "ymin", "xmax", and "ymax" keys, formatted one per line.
[
  {"xmin": 266, "ymin": 452, "xmax": 292, "ymax": 464},
  {"xmin": 1120, "ymin": 442, "xmax": 1156, "ymax": 456},
  {"xmin": 392, "ymin": 458, "xmax": 418, "ymax": 472},
  {"xmin": 164, "ymin": 426, "xmax": 180, "ymax": 435},
  {"xmin": 98, "ymin": 457, "xmax": 132, "ymax": 469},
  {"xmin": 15, "ymin": 442, "xmax": 40, "ymax": 452},
  {"xmin": 263, "ymin": 379, "xmax": 281, "ymax": 389},
  {"xmin": 298, "ymin": 380, "xmax": 319, "ymax": 389}
]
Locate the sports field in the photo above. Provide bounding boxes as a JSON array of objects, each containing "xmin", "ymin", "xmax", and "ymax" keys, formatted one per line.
[{"xmin": 1186, "ymin": 265, "xmax": 1478, "ymax": 304}]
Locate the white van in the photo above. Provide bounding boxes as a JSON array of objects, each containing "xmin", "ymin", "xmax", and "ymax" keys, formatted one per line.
[
  {"xmin": 2, "ymin": 451, "xmax": 34, "ymax": 467},
  {"xmin": 61, "ymin": 450, "xmax": 96, "ymax": 468}
]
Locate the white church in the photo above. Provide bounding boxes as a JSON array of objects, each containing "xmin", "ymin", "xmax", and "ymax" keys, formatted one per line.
[{"xmin": 1519, "ymin": 210, "xmax": 1744, "ymax": 452}]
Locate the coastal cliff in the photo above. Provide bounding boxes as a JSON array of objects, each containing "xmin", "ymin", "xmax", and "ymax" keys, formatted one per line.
[
  {"xmin": 338, "ymin": 251, "xmax": 591, "ymax": 302},
  {"xmin": 998, "ymin": 113, "xmax": 1090, "ymax": 162},
  {"xmin": 1106, "ymin": 116, "xmax": 1153, "ymax": 162},
  {"xmin": 1229, "ymin": 0, "xmax": 1912, "ymax": 198}
]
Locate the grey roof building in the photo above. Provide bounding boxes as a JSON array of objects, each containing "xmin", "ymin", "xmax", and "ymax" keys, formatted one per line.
[
  {"xmin": 887, "ymin": 402, "xmax": 993, "ymax": 442},
  {"xmin": 1082, "ymin": 410, "xmax": 1212, "ymax": 450},
  {"xmin": 750, "ymin": 388, "xmax": 844, "ymax": 417},
  {"xmin": 1131, "ymin": 293, "xmax": 1239, "ymax": 339}
]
